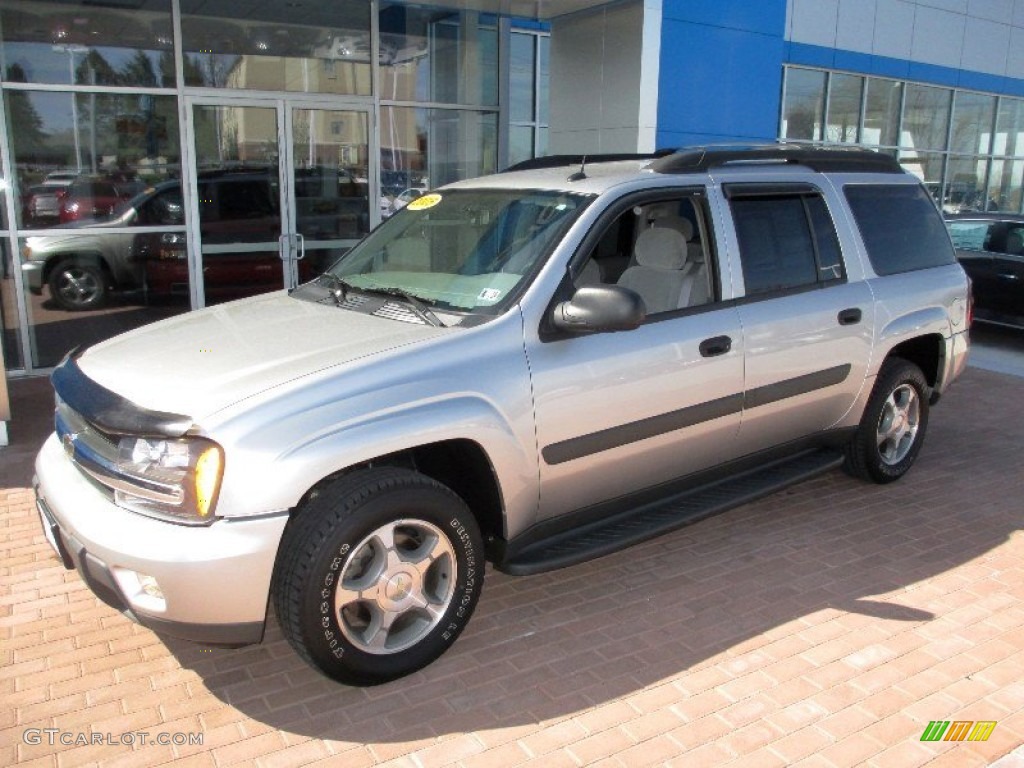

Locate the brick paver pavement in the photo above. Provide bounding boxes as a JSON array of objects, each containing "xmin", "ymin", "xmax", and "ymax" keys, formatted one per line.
[{"xmin": 2, "ymin": 368, "xmax": 1023, "ymax": 767}]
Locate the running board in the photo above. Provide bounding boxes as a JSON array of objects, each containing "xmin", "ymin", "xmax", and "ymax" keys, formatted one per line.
[{"xmin": 500, "ymin": 448, "xmax": 844, "ymax": 575}]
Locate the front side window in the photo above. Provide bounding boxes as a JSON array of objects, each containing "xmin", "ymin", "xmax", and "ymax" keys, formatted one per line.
[
  {"xmin": 845, "ymin": 184, "xmax": 957, "ymax": 275},
  {"xmin": 728, "ymin": 189, "xmax": 844, "ymax": 296},
  {"xmin": 572, "ymin": 195, "xmax": 714, "ymax": 316},
  {"xmin": 324, "ymin": 188, "xmax": 589, "ymax": 316}
]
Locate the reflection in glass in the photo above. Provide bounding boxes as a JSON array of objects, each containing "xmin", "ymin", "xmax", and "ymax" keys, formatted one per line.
[
  {"xmin": 825, "ymin": 74, "xmax": 862, "ymax": 143},
  {"xmin": 510, "ymin": 33, "xmax": 536, "ymax": 122},
  {"xmin": 180, "ymin": 0, "xmax": 370, "ymax": 94},
  {"xmin": 1, "ymin": 0, "xmax": 174, "ymax": 86},
  {"xmin": 4, "ymin": 91, "xmax": 180, "ymax": 229},
  {"xmin": 192, "ymin": 105, "xmax": 285, "ymax": 305},
  {"xmin": 988, "ymin": 158, "xmax": 1024, "ymax": 213},
  {"xmin": 19, "ymin": 231, "xmax": 189, "ymax": 368},
  {"xmin": 1, "ymin": 239, "xmax": 23, "ymax": 370},
  {"xmin": 951, "ymin": 92, "xmax": 995, "ymax": 155},
  {"xmin": 379, "ymin": 4, "xmax": 498, "ymax": 106},
  {"xmin": 994, "ymin": 97, "xmax": 1024, "ymax": 156},
  {"xmin": 900, "ymin": 151, "xmax": 945, "ymax": 204},
  {"xmin": 901, "ymin": 84, "xmax": 952, "ymax": 151},
  {"xmin": 863, "ymin": 78, "xmax": 902, "ymax": 147},
  {"xmin": 292, "ymin": 108, "xmax": 370, "ymax": 270},
  {"xmin": 781, "ymin": 68, "xmax": 825, "ymax": 141},
  {"xmin": 945, "ymin": 156, "xmax": 990, "ymax": 213},
  {"xmin": 381, "ymin": 107, "xmax": 497, "ymax": 192},
  {"xmin": 538, "ymin": 36, "xmax": 550, "ymax": 126}
]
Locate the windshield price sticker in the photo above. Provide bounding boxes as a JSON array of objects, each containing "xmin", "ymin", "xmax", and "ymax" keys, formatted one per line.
[{"xmin": 407, "ymin": 193, "xmax": 442, "ymax": 211}]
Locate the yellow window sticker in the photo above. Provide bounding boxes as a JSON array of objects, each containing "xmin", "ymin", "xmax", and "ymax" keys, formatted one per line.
[{"xmin": 407, "ymin": 193, "xmax": 442, "ymax": 211}]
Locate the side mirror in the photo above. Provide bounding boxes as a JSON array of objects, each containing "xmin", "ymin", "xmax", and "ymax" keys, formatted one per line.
[{"xmin": 551, "ymin": 285, "xmax": 646, "ymax": 334}]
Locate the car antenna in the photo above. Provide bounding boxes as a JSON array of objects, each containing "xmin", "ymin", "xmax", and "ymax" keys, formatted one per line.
[{"xmin": 567, "ymin": 156, "xmax": 587, "ymax": 182}]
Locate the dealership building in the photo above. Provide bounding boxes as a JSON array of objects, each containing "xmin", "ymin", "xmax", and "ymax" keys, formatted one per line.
[{"xmin": 2, "ymin": 0, "xmax": 1022, "ymax": 438}]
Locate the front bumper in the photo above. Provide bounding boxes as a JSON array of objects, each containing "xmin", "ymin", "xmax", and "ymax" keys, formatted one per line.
[
  {"xmin": 34, "ymin": 434, "xmax": 289, "ymax": 646},
  {"xmin": 21, "ymin": 261, "xmax": 44, "ymax": 294}
]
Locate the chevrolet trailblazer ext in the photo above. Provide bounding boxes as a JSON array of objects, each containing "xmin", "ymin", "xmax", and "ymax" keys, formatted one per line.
[{"xmin": 34, "ymin": 146, "xmax": 970, "ymax": 685}]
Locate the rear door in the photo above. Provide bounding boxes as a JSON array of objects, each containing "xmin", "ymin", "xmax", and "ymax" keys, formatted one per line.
[{"xmin": 718, "ymin": 180, "xmax": 875, "ymax": 455}]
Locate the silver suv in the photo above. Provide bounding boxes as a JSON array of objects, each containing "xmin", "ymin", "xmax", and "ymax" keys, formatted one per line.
[{"xmin": 34, "ymin": 146, "xmax": 971, "ymax": 685}]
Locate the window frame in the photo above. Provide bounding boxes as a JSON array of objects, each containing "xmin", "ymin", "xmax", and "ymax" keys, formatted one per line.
[{"xmin": 724, "ymin": 183, "xmax": 848, "ymax": 302}]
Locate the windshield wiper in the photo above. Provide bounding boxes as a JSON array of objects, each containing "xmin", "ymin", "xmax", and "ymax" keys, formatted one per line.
[
  {"xmin": 357, "ymin": 284, "xmax": 443, "ymax": 327},
  {"xmin": 316, "ymin": 273, "xmax": 355, "ymax": 308}
]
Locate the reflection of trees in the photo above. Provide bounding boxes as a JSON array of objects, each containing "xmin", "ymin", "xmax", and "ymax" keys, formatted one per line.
[
  {"xmin": 3, "ymin": 65, "xmax": 49, "ymax": 158},
  {"xmin": 786, "ymin": 106, "xmax": 818, "ymax": 141},
  {"xmin": 121, "ymin": 50, "xmax": 159, "ymax": 88}
]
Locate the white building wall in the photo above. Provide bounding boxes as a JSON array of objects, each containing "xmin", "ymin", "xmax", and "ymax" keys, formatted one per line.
[
  {"xmin": 549, "ymin": 0, "xmax": 661, "ymax": 154},
  {"xmin": 786, "ymin": 0, "xmax": 1024, "ymax": 79}
]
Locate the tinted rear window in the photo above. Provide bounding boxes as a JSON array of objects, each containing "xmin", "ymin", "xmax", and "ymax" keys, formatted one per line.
[{"xmin": 844, "ymin": 184, "xmax": 956, "ymax": 275}]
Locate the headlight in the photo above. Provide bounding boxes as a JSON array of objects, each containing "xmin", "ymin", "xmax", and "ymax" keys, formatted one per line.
[{"xmin": 114, "ymin": 436, "xmax": 224, "ymax": 524}]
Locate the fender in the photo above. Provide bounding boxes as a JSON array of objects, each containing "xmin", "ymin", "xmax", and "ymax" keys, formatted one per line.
[
  {"xmin": 873, "ymin": 307, "xmax": 950, "ymax": 369},
  {"xmin": 205, "ymin": 311, "xmax": 540, "ymax": 540}
]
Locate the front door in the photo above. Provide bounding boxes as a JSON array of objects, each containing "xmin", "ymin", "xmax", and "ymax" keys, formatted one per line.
[{"xmin": 181, "ymin": 98, "xmax": 372, "ymax": 306}]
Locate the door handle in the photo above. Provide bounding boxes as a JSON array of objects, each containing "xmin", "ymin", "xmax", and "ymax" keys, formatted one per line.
[
  {"xmin": 838, "ymin": 308, "xmax": 862, "ymax": 325},
  {"xmin": 998, "ymin": 273, "xmax": 1019, "ymax": 280},
  {"xmin": 699, "ymin": 335, "xmax": 732, "ymax": 358}
]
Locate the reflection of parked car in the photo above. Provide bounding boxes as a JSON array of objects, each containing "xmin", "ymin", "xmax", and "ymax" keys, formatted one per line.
[
  {"xmin": 59, "ymin": 177, "xmax": 144, "ymax": 223},
  {"xmin": 21, "ymin": 182, "xmax": 184, "ymax": 310},
  {"xmin": 21, "ymin": 169, "xmax": 363, "ymax": 310},
  {"xmin": 22, "ymin": 172, "xmax": 78, "ymax": 226},
  {"xmin": 947, "ymin": 213, "xmax": 1024, "ymax": 328}
]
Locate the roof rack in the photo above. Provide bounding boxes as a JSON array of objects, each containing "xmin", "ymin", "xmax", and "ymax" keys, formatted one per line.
[
  {"xmin": 648, "ymin": 144, "xmax": 903, "ymax": 175},
  {"xmin": 502, "ymin": 149, "xmax": 676, "ymax": 173}
]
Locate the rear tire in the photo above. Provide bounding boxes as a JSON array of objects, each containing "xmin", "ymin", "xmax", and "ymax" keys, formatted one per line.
[
  {"xmin": 273, "ymin": 468, "xmax": 484, "ymax": 685},
  {"xmin": 844, "ymin": 357, "xmax": 930, "ymax": 484}
]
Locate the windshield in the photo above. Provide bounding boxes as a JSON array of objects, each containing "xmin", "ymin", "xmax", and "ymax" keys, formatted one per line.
[{"xmin": 325, "ymin": 188, "xmax": 590, "ymax": 314}]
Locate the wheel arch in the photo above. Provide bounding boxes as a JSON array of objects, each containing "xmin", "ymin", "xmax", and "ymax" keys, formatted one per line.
[
  {"xmin": 290, "ymin": 438, "xmax": 507, "ymax": 557},
  {"xmin": 883, "ymin": 334, "xmax": 944, "ymax": 389},
  {"xmin": 43, "ymin": 251, "xmax": 113, "ymax": 284}
]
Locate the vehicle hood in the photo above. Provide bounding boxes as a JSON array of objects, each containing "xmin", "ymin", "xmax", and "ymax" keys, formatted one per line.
[{"xmin": 76, "ymin": 292, "xmax": 450, "ymax": 420}]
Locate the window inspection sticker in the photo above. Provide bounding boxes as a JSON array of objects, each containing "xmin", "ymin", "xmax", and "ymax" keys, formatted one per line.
[
  {"xmin": 407, "ymin": 193, "xmax": 442, "ymax": 211},
  {"xmin": 478, "ymin": 288, "xmax": 503, "ymax": 302}
]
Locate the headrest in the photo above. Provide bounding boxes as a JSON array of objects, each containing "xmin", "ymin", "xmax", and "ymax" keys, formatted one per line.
[
  {"xmin": 634, "ymin": 227, "xmax": 687, "ymax": 270},
  {"xmin": 651, "ymin": 214, "xmax": 694, "ymax": 241}
]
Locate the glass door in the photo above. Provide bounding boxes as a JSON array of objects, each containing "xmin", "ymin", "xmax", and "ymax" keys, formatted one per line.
[
  {"xmin": 287, "ymin": 104, "xmax": 371, "ymax": 283},
  {"xmin": 184, "ymin": 98, "xmax": 371, "ymax": 306}
]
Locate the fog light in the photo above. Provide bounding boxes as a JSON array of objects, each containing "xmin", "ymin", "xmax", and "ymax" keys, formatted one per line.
[
  {"xmin": 113, "ymin": 568, "xmax": 166, "ymax": 612},
  {"xmin": 139, "ymin": 574, "xmax": 164, "ymax": 600}
]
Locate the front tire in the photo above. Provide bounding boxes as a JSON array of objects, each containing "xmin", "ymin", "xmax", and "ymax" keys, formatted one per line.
[
  {"xmin": 273, "ymin": 468, "xmax": 484, "ymax": 685},
  {"xmin": 48, "ymin": 258, "xmax": 108, "ymax": 311},
  {"xmin": 844, "ymin": 357, "xmax": 930, "ymax": 484}
]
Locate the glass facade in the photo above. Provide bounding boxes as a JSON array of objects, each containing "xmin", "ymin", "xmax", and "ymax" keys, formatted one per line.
[
  {"xmin": 0, "ymin": 1, "xmax": 547, "ymax": 373},
  {"xmin": 781, "ymin": 65, "xmax": 1024, "ymax": 216},
  {"xmin": 507, "ymin": 30, "xmax": 549, "ymax": 167}
]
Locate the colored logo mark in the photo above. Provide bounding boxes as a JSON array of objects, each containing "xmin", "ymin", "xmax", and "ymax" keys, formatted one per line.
[{"xmin": 920, "ymin": 720, "xmax": 997, "ymax": 742}]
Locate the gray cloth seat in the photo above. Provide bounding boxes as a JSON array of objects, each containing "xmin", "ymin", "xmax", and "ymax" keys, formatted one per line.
[{"xmin": 617, "ymin": 228, "xmax": 694, "ymax": 313}]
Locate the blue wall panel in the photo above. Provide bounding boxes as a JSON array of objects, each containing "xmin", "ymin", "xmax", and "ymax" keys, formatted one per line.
[{"xmin": 657, "ymin": 0, "xmax": 787, "ymax": 148}]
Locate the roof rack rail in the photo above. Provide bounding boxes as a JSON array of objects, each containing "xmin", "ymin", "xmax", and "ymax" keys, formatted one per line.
[
  {"xmin": 648, "ymin": 144, "xmax": 903, "ymax": 175},
  {"xmin": 503, "ymin": 149, "xmax": 676, "ymax": 173}
]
